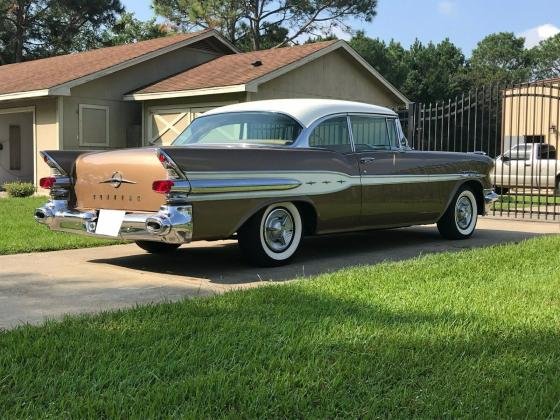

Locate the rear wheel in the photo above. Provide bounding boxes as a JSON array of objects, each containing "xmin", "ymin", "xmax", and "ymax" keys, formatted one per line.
[
  {"xmin": 135, "ymin": 240, "xmax": 180, "ymax": 254},
  {"xmin": 238, "ymin": 202, "xmax": 303, "ymax": 267},
  {"xmin": 437, "ymin": 187, "xmax": 478, "ymax": 240}
]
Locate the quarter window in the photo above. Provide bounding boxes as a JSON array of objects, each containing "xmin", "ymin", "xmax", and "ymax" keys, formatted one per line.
[
  {"xmin": 308, "ymin": 116, "xmax": 352, "ymax": 153},
  {"xmin": 351, "ymin": 116, "xmax": 394, "ymax": 151}
]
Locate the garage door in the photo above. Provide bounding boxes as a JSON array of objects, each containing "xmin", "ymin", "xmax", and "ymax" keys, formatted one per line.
[{"xmin": 147, "ymin": 106, "xmax": 216, "ymax": 146}]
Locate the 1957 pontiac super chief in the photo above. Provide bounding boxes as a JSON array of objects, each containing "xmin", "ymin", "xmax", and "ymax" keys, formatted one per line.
[{"xmin": 35, "ymin": 99, "xmax": 498, "ymax": 266}]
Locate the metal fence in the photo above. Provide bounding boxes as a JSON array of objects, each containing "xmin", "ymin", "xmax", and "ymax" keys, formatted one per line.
[{"xmin": 398, "ymin": 79, "xmax": 560, "ymax": 221}]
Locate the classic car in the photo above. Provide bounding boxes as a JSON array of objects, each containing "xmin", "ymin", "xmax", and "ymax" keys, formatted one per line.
[
  {"xmin": 35, "ymin": 99, "xmax": 498, "ymax": 266},
  {"xmin": 491, "ymin": 142, "xmax": 560, "ymax": 195}
]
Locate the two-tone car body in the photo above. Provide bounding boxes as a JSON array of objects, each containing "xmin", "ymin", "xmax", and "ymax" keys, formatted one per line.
[{"xmin": 35, "ymin": 99, "xmax": 498, "ymax": 265}]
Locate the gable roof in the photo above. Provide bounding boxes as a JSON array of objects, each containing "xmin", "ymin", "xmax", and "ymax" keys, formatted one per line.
[
  {"xmin": 0, "ymin": 29, "xmax": 237, "ymax": 101},
  {"xmin": 125, "ymin": 40, "xmax": 409, "ymax": 105}
]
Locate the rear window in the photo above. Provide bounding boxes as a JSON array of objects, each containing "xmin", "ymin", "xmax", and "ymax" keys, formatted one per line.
[{"xmin": 173, "ymin": 112, "xmax": 302, "ymax": 147}]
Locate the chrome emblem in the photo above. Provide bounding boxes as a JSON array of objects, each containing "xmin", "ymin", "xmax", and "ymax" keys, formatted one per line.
[{"xmin": 99, "ymin": 171, "xmax": 136, "ymax": 188}]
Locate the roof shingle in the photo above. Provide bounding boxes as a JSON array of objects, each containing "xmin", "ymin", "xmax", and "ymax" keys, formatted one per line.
[
  {"xmin": 0, "ymin": 30, "xmax": 210, "ymax": 96},
  {"xmin": 132, "ymin": 40, "xmax": 337, "ymax": 95}
]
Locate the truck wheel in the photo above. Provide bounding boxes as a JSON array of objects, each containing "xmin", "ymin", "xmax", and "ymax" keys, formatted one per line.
[
  {"xmin": 555, "ymin": 178, "xmax": 560, "ymax": 196},
  {"xmin": 135, "ymin": 240, "xmax": 180, "ymax": 254},
  {"xmin": 238, "ymin": 202, "xmax": 303, "ymax": 267},
  {"xmin": 494, "ymin": 186, "xmax": 509, "ymax": 195},
  {"xmin": 437, "ymin": 186, "xmax": 478, "ymax": 240}
]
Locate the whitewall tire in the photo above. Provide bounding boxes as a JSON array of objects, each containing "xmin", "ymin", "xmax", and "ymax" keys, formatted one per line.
[
  {"xmin": 238, "ymin": 202, "xmax": 303, "ymax": 266},
  {"xmin": 437, "ymin": 187, "xmax": 478, "ymax": 240}
]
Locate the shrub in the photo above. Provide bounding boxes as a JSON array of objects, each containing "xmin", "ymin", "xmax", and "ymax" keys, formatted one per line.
[{"xmin": 2, "ymin": 181, "xmax": 36, "ymax": 198}]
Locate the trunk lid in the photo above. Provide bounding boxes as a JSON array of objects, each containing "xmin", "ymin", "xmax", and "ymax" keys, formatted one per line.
[{"xmin": 74, "ymin": 148, "xmax": 168, "ymax": 212}]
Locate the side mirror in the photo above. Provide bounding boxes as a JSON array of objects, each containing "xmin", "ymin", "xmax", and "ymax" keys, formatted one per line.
[
  {"xmin": 400, "ymin": 137, "xmax": 409, "ymax": 148},
  {"xmin": 501, "ymin": 155, "xmax": 510, "ymax": 162}
]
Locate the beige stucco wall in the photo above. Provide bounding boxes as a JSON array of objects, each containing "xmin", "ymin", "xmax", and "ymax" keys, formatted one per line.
[
  {"xmin": 63, "ymin": 46, "xmax": 224, "ymax": 150},
  {"xmin": 503, "ymin": 83, "xmax": 560, "ymax": 151},
  {"xmin": 250, "ymin": 49, "xmax": 403, "ymax": 107}
]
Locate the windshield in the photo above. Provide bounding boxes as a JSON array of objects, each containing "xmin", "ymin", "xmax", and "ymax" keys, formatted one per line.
[{"xmin": 172, "ymin": 112, "xmax": 303, "ymax": 147}]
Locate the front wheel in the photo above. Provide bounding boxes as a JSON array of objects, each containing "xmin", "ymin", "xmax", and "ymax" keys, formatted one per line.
[
  {"xmin": 238, "ymin": 202, "xmax": 303, "ymax": 267},
  {"xmin": 437, "ymin": 187, "xmax": 478, "ymax": 240},
  {"xmin": 135, "ymin": 240, "xmax": 180, "ymax": 254}
]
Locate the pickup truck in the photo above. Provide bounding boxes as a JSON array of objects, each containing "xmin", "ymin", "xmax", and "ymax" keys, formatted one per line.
[{"xmin": 491, "ymin": 143, "xmax": 560, "ymax": 195}]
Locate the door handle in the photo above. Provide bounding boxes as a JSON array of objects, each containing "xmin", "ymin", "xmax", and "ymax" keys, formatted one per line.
[{"xmin": 359, "ymin": 157, "xmax": 376, "ymax": 164}]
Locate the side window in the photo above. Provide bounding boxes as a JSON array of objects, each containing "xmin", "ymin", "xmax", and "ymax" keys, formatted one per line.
[
  {"xmin": 308, "ymin": 116, "xmax": 352, "ymax": 152},
  {"xmin": 351, "ymin": 116, "xmax": 393, "ymax": 151},
  {"xmin": 505, "ymin": 144, "xmax": 532, "ymax": 160},
  {"xmin": 387, "ymin": 118, "xmax": 398, "ymax": 147},
  {"xmin": 539, "ymin": 145, "xmax": 557, "ymax": 160}
]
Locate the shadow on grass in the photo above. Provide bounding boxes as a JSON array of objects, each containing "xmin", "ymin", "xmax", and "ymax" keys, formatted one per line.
[
  {"xmin": 2, "ymin": 284, "xmax": 560, "ymax": 417},
  {"xmin": 90, "ymin": 225, "xmax": 546, "ymax": 284}
]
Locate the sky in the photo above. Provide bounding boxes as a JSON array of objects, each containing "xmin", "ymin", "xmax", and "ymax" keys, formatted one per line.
[{"xmin": 122, "ymin": 0, "xmax": 560, "ymax": 55}]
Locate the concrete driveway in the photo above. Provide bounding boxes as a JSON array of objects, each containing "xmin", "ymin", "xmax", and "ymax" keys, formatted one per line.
[{"xmin": 0, "ymin": 218, "xmax": 557, "ymax": 329}]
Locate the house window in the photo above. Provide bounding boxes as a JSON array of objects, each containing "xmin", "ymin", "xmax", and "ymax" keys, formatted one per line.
[
  {"xmin": 79, "ymin": 104, "xmax": 109, "ymax": 146},
  {"xmin": 9, "ymin": 125, "xmax": 21, "ymax": 170},
  {"xmin": 525, "ymin": 135, "xmax": 544, "ymax": 144}
]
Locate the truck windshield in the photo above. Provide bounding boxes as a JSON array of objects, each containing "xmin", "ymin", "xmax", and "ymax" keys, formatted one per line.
[{"xmin": 172, "ymin": 112, "xmax": 303, "ymax": 147}]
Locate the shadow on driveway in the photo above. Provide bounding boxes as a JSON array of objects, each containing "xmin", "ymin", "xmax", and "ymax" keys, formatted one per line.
[{"xmin": 90, "ymin": 225, "xmax": 545, "ymax": 285}]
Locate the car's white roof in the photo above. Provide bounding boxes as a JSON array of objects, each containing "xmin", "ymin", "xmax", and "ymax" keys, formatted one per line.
[{"xmin": 203, "ymin": 99, "xmax": 397, "ymax": 127}]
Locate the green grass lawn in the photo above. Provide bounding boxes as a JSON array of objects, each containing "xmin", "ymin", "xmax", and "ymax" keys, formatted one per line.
[
  {"xmin": 0, "ymin": 197, "xmax": 122, "ymax": 255},
  {"xmin": 1, "ymin": 235, "xmax": 559, "ymax": 418},
  {"xmin": 492, "ymin": 194, "xmax": 560, "ymax": 212}
]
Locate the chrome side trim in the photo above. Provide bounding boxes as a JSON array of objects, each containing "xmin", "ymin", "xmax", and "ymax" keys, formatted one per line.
[
  {"xmin": 35, "ymin": 200, "xmax": 193, "ymax": 244},
  {"xmin": 188, "ymin": 178, "xmax": 302, "ymax": 194}
]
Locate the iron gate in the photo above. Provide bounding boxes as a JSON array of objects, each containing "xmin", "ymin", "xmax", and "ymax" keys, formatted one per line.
[{"xmin": 399, "ymin": 80, "xmax": 560, "ymax": 221}]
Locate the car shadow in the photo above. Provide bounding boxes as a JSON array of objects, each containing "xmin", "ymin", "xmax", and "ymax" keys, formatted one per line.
[{"xmin": 89, "ymin": 225, "xmax": 547, "ymax": 285}]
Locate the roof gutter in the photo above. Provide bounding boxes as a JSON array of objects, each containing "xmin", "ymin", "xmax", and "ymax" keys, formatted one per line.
[
  {"xmin": 123, "ymin": 84, "xmax": 253, "ymax": 101},
  {"xmin": 0, "ymin": 89, "xmax": 60, "ymax": 102}
]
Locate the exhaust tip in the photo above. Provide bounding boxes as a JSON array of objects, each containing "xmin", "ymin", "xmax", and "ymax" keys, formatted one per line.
[
  {"xmin": 34, "ymin": 208, "xmax": 48, "ymax": 221},
  {"xmin": 146, "ymin": 217, "xmax": 170, "ymax": 236}
]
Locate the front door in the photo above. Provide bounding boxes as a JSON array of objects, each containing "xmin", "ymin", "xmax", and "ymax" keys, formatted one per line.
[{"xmin": 349, "ymin": 115, "xmax": 429, "ymax": 227}]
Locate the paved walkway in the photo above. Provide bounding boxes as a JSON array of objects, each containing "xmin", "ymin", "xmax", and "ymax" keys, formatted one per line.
[{"xmin": 0, "ymin": 218, "xmax": 558, "ymax": 329}]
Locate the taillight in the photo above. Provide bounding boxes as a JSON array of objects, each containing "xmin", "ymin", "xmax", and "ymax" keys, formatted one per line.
[
  {"xmin": 152, "ymin": 180, "xmax": 175, "ymax": 194},
  {"xmin": 39, "ymin": 177, "xmax": 56, "ymax": 189}
]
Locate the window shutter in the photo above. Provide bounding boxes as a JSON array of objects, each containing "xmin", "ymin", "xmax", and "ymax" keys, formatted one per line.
[{"xmin": 9, "ymin": 125, "xmax": 21, "ymax": 170}]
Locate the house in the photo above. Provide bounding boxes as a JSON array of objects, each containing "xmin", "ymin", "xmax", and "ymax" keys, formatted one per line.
[
  {"xmin": 0, "ymin": 29, "xmax": 409, "ymax": 190},
  {"xmin": 502, "ymin": 80, "xmax": 560, "ymax": 153}
]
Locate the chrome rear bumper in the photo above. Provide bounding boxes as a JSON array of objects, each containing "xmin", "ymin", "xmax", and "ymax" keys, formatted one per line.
[
  {"xmin": 34, "ymin": 200, "xmax": 192, "ymax": 244},
  {"xmin": 483, "ymin": 188, "xmax": 499, "ymax": 214}
]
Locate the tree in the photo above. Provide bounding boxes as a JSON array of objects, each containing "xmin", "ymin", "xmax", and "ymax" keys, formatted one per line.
[
  {"xmin": 348, "ymin": 33, "xmax": 467, "ymax": 103},
  {"xmin": 532, "ymin": 33, "xmax": 560, "ymax": 80},
  {"xmin": 468, "ymin": 32, "xmax": 532, "ymax": 87},
  {"xmin": 349, "ymin": 31, "xmax": 408, "ymax": 92},
  {"xmin": 402, "ymin": 38, "xmax": 469, "ymax": 103},
  {"xmin": 0, "ymin": 0, "xmax": 124, "ymax": 64},
  {"xmin": 152, "ymin": 0, "xmax": 378, "ymax": 51},
  {"xmin": 101, "ymin": 12, "xmax": 174, "ymax": 46}
]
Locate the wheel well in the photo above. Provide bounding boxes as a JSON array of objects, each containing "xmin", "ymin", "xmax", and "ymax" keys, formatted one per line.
[
  {"xmin": 462, "ymin": 180, "xmax": 484, "ymax": 215},
  {"xmin": 236, "ymin": 200, "xmax": 318, "ymax": 237},
  {"xmin": 293, "ymin": 201, "xmax": 317, "ymax": 236}
]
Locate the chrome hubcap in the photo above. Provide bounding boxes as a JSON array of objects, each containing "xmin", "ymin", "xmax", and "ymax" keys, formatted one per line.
[
  {"xmin": 263, "ymin": 208, "xmax": 294, "ymax": 252},
  {"xmin": 455, "ymin": 196, "xmax": 473, "ymax": 230}
]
